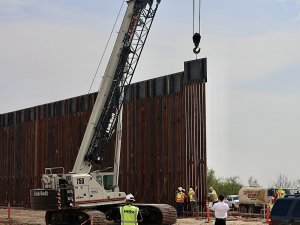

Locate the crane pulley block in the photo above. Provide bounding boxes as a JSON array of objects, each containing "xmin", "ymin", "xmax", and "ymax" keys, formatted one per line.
[{"xmin": 193, "ymin": 32, "xmax": 201, "ymax": 54}]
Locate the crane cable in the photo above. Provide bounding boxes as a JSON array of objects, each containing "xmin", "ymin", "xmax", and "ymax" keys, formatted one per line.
[
  {"xmin": 192, "ymin": 0, "xmax": 201, "ymax": 56},
  {"xmin": 88, "ymin": 1, "xmax": 125, "ymax": 94}
]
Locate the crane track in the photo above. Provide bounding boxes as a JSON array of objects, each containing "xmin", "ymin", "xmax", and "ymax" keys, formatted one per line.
[
  {"xmin": 45, "ymin": 209, "xmax": 106, "ymax": 225},
  {"xmin": 136, "ymin": 203, "xmax": 177, "ymax": 224},
  {"xmin": 85, "ymin": 210, "xmax": 107, "ymax": 225},
  {"xmin": 45, "ymin": 203, "xmax": 177, "ymax": 225}
]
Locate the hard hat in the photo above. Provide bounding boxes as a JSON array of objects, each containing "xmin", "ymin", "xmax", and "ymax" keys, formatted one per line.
[
  {"xmin": 125, "ymin": 193, "xmax": 135, "ymax": 201},
  {"xmin": 178, "ymin": 187, "xmax": 183, "ymax": 191},
  {"xmin": 209, "ymin": 187, "xmax": 214, "ymax": 190},
  {"xmin": 189, "ymin": 188, "xmax": 194, "ymax": 191}
]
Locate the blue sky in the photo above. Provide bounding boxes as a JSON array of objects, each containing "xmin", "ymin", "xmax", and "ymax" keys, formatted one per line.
[{"xmin": 1, "ymin": 0, "xmax": 300, "ymax": 187}]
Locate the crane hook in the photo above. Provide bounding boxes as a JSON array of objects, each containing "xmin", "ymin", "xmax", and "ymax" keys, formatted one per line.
[{"xmin": 193, "ymin": 32, "xmax": 201, "ymax": 54}]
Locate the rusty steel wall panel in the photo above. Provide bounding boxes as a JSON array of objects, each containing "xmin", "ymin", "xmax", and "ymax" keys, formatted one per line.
[
  {"xmin": 119, "ymin": 58, "xmax": 208, "ymax": 210},
  {"xmin": 0, "ymin": 94, "xmax": 98, "ymax": 206},
  {"xmin": 0, "ymin": 58, "xmax": 207, "ymax": 210}
]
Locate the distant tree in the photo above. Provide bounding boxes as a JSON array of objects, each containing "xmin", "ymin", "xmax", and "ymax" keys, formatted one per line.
[
  {"xmin": 207, "ymin": 169, "xmax": 219, "ymax": 189},
  {"xmin": 218, "ymin": 176, "xmax": 243, "ymax": 196},
  {"xmin": 295, "ymin": 179, "xmax": 300, "ymax": 189},
  {"xmin": 248, "ymin": 176, "xmax": 260, "ymax": 187},
  {"xmin": 207, "ymin": 169, "xmax": 243, "ymax": 197},
  {"xmin": 272, "ymin": 174, "xmax": 293, "ymax": 188}
]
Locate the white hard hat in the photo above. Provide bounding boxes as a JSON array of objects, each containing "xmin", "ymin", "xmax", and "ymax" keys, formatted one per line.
[
  {"xmin": 125, "ymin": 193, "xmax": 135, "ymax": 201},
  {"xmin": 189, "ymin": 188, "xmax": 194, "ymax": 191},
  {"xmin": 178, "ymin": 187, "xmax": 183, "ymax": 191}
]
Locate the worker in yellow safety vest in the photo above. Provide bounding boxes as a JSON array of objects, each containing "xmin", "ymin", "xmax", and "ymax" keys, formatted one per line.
[
  {"xmin": 208, "ymin": 187, "xmax": 218, "ymax": 206},
  {"xmin": 269, "ymin": 188, "xmax": 286, "ymax": 212},
  {"xmin": 189, "ymin": 187, "xmax": 198, "ymax": 215},
  {"xmin": 273, "ymin": 188, "xmax": 286, "ymax": 203},
  {"xmin": 277, "ymin": 188, "xmax": 286, "ymax": 198},
  {"xmin": 120, "ymin": 194, "xmax": 142, "ymax": 225}
]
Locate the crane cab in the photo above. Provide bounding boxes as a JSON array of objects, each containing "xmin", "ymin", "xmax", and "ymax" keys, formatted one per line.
[{"xmin": 65, "ymin": 171, "xmax": 126, "ymax": 208}]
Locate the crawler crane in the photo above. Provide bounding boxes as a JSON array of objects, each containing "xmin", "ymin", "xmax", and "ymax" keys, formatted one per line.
[{"xmin": 30, "ymin": 0, "xmax": 177, "ymax": 224}]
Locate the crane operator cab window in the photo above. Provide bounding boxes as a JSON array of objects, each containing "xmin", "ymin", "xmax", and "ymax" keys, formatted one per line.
[
  {"xmin": 96, "ymin": 175, "xmax": 103, "ymax": 185},
  {"xmin": 103, "ymin": 175, "xmax": 113, "ymax": 190},
  {"xmin": 95, "ymin": 174, "xmax": 114, "ymax": 191}
]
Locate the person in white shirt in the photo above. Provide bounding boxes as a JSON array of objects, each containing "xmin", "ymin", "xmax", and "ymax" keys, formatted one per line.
[{"xmin": 211, "ymin": 194, "xmax": 230, "ymax": 225}]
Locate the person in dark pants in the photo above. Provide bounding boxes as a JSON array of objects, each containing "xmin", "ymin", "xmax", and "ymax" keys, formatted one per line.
[
  {"xmin": 188, "ymin": 187, "xmax": 198, "ymax": 216},
  {"xmin": 175, "ymin": 187, "xmax": 187, "ymax": 217},
  {"xmin": 211, "ymin": 194, "xmax": 229, "ymax": 225}
]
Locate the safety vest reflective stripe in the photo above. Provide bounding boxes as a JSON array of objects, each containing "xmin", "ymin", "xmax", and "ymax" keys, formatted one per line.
[
  {"xmin": 176, "ymin": 192, "xmax": 185, "ymax": 203},
  {"xmin": 121, "ymin": 220, "xmax": 137, "ymax": 224},
  {"xmin": 120, "ymin": 205, "xmax": 138, "ymax": 225}
]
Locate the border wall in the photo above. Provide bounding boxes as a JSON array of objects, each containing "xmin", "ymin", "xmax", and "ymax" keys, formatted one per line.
[{"xmin": 0, "ymin": 59, "xmax": 207, "ymax": 209}]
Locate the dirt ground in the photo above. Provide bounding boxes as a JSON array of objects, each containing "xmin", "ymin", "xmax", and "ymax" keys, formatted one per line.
[{"xmin": 0, "ymin": 208, "xmax": 267, "ymax": 225}]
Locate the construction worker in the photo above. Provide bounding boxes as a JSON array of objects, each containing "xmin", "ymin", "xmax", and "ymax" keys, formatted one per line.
[
  {"xmin": 211, "ymin": 194, "xmax": 229, "ymax": 225},
  {"xmin": 175, "ymin": 187, "xmax": 187, "ymax": 217},
  {"xmin": 189, "ymin": 187, "xmax": 198, "ymax": 216},
  {"xmin": 268, "ymin": 188, "xmax": 286, "ymax": 212},
  {"xmin": 273, "ymin": 188, "xmax": 286, "ymax": 203},
  {"xmin": 120, "ymin": 194, "xmax": 142, "ymax": 225},
  {"xmin": 278, "ymin": 188, "xmax": 286, "ymax": 198},
  {"xmin": 208, "ymin": 187, "xmax": 218, "ymax": 206}
]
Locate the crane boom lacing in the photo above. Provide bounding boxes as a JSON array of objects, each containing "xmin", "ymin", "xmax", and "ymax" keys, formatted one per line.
[{"xmin": 85, "ymin": 0, "xmax": 160, "ymax": 165}]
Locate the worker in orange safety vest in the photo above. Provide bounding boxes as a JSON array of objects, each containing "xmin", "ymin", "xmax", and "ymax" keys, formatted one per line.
[{"xmin": 175, "ymin": 187, "xmax": 187, "ymax": 217}]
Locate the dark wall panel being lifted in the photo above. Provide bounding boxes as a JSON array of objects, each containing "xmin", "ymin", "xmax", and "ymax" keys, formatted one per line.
[{"xmin": 0, "ymin": 58, "xmax": 207, "ymax": 210}]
